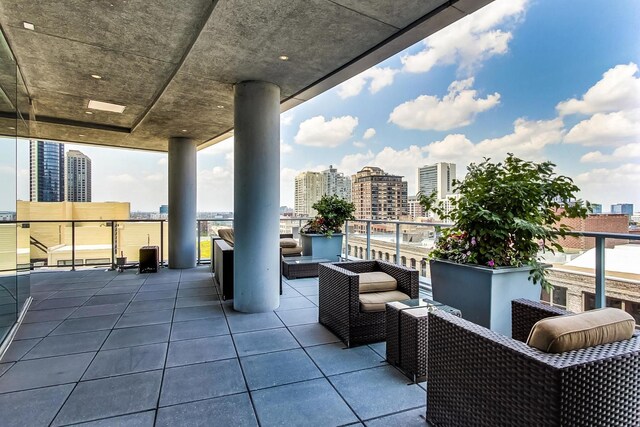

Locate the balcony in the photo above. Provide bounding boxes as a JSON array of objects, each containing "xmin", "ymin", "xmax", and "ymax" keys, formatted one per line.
[{"xmin": 0, "ymin": 265, "xmax": 429, "ymax": 426}]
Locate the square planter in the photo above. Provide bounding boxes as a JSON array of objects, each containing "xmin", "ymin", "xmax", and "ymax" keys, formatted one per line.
[
  {"xmin": 430, "ymin": 259, "xmax": 541, "ymax": 337},
  {"xmin": 299, "ymin": 233, "xmax": 343, "ymax": 262}
]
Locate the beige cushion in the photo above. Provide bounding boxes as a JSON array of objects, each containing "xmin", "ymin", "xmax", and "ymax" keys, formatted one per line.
[
  {"xmin": 527, "ymin": 308, "xmax": 636, "ymax": 353},
  {"xmin": 217, "ymin": 228, "xmax": 234, "ymax": 246},
  {"xmin": 280, "ymin": 238, "xmax": 298, "ymax": 248},
  {"xmin": 281, "ymin": 245, "xmax": 302, "ymax": 256},
  {"xmin": 359, "ymin": 290, "xmax": 410, "ymax": 313},
  {"xmin": 358, "ymin": 272, "xmax": 397, "ymax": 293}
]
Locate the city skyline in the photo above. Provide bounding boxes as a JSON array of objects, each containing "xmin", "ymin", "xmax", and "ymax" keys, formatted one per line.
[{"xmin": 1, "ymin": 0, "xmax": 639, "ymax": 213}]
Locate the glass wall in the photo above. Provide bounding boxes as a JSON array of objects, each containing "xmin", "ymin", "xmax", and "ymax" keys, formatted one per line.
[{"xmin": 0, "ymin": 29, "xmax": 30, "ymax": 347}]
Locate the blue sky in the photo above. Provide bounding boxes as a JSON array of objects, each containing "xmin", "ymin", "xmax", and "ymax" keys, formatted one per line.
[{"xmin": 3, "ymin": 0, "xmax": 640, "ymax": 213}]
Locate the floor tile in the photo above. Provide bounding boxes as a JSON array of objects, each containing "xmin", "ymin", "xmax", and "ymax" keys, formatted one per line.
[
  {"xmin": 14, "ymin": 320, "xmax": 62, "ymax": 339},
  {"xmin": 23, "ymin": 307, "xmax": 76, "ymax": 323},
  {"xmin": 50, "ymin": 289, "xmax": 99, "ymax": 299},
  {"xmin": 84, "ymin": 294, "xmax": 134, "ymax": 306},
  {"xmin": 63, "ymin": 281, "xmax": 110, "ymax": 290},
  {"xmin": 170, "ymin": 317, "xmax": 229, "ymax": 341},
  {"xmin": 368, "ymin": 341, "xmax": 386, "ymax": 358},
  {"xmin": 177, "ymin": 279, "xmax": 211, "ymax": 289},
  {"xmin": 115, "ymin": 309, "xmax": 173, "ymax": 329},
  {"xmin": 50, "ymin": 314, "xmax": 120, "ymax": 336},
  {"xmin": 156, "ymin": 393, "xmax": 257, "ymax": 427},
  {"xmin": 306, "ymin": 342, "xmax": 384, "ymax": 376},
  {"xmin": 125, "ymin": 298, "xmax": 175, "ymax": 313},
  {"xmin": 173, "ymin": 305, "xmax": 224, "ymax": 322},
  {"xmin": 83, "ymin": 343, "xmax": 167, "ymax": 380},
  {"xmin": 274, "ymin": 296, "xmax": 316, "ymax": 311},
  {"xmin": 52, "ymin": 370, "xmax": 162, "ymax": 426},
  {"xmin": 364, "ymin": 407, "xmax": 427, "ymax": 426},
  {"xmin": 0, "ymin": 384, "xmax": 75, "ymax": 427},
  {"xmin": 233, "ymin": 328, "xmax": 300, "ymax": 357},
  {"xmin": 294, "ymin": 285, "xmax": 319, "ymax": 296},
  {"xmin": 1, "ymin": 338, "xmax": 41, "ymax": 362},
  {"xmin": 226, "ymin": 311, "xmax": 284, "ymax": 333},
  {"xmin": 68, "ymin": 303, "xmax": 128, "ymax": 319},
  {"xmin": 23, "ymin": 330, "xmax": 109, "ymax": 359},
  {"xmin": 160, "ymin": 358, "xmax": 245, "ymax": 406},
  {"xmin": 251, "ymin": 378, "xmax": 357, "ymax": 426},
  {"xmin": 0, "ymin": 353, "xmax": 94, "ymax": 393},
  {"xmin": 0, "ymin": 362, "xmax": 13, "ymax": 377},
  {"xmin": 102, "ymin": 324, "xmax": 171, "ymax": 350},
  {"xmin": 95, "ymin": 286, "xmax": 139, "ymax": 296},
  {"xmin": 275, "ymin": 307, "xmax": 318, "ymax": 326},
  {"xmin": 305, "ymin": 294, "xmax": 319, "ymax": 306},
  {"xmin": 70, "ymin": 410, "xmax": 156, "ymax": 427},
  {"xmin": 166, "ymin": 335, "xmax": 236, "ymax": 367},
  {"xmin": 329, "ymin": 365, "xmax": 425, "ymax": 420},
  {"xmin": 32, "ymin": 296, "xmax": 91, "ymax": 311},
  {"xmin": 176, "ymin": 287, "xmax": 217, "ymax": 297},
  {"xmin": 174, "ymin": 295, "xmax": 219, "ymax": 308},
  {"xmin": 240, "ymin": 348, "xmax": 323, "ymax": 390},
  {"xmin": 137, "ymin": 284, "xmax": 178, "ymax": 293},
  {"xmin": 289, "ymin": 323, "xmax": 341, "ymax": 347}
]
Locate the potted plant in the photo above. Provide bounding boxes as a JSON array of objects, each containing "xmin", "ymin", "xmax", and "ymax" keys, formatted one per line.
[
  {"xmin": 299, "ymin": 194, "xmax": 356, "ymax": 261},
  {"xmin": 420, "ymin": 154, "xmax": 588, "ymax": 336}
]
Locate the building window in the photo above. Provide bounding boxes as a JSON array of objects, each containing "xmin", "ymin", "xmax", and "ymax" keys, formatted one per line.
[
  {"xmin": 541, "ymin": 286, "xmax": 567, "ymax": 309},
  {"xmin": 583, "ymin": 292, "xmax": 623, "ymax": 311}
]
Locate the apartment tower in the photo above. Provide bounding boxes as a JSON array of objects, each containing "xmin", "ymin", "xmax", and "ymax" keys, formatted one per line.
[
  {"xmin": 418, "ymin": 162, "xmax": 456, "ymax": 199},
  {"xmin": 65, "ymin": 150, "xmax": 92, "ymax": 202},
  {"xmin": 30, "ymin": 140, "xmax": 65, "ymax": 202},
  {"xmin": 352, "ymin": 166, "xmax": 408, "ymax": 221}
]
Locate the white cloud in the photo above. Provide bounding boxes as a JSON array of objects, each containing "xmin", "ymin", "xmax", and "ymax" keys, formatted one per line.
[
  {"xmin": 337, "ymin": 67, "xmax": 399, "ymax": 99},
  {"xmin": 353, "ymin": 141, "xmax": 366, "ymax": 148},
  {"xmin": 556, "ymin": 63, "xmax": 640, "ymax": 116},
  {"xmin": 575, "ymin": 163, "xmax": 640, "ymax": 207},
  {"xmin": 336, "ymin": 151, "xmax": 375, "ymax": 176},
  {"xmin": 363, "ymin": 128, "xmax": 376, "ymax": 140},
  {"xmin": 157, "ymin": 158, "xmax": 167, "ymax": 166},
  {"xmin": 0, "ymin": 165, "xmax": 15, "ymax": 175},
  {"xmin": 564, "ymin": 109, "xmax": 640, "ymax": 146},
  {"xmin": 294, "ymin": 115, "xmax": 359, "ymax": 147},
  {"xmin": 144, "ymin": 173, "xmax": 164, "ymax": 182},
  {"xmin": 389, "ymin": 78, "xmax": 500, "ymax": 131},
  {"xmin": 401, "ymin": 0, "xmax": 527, "ymax": 75},
  {"xmin": 280, "ymin": 140, "xmax": 293, "ymax": 154},
  {"xmin": 108, "ymin": 174, "xmax": 135, "ymax": 183},
  {"xmin": 199, "ymin": 137, "xmax": 234, "ymax": 156},
  {"xmin": 281, "ymin": 114, "xmax": 294, "ymax": 126},
  {"xmin": 580, "ymin": 143, "xmax": 640, "ymax": 163}
]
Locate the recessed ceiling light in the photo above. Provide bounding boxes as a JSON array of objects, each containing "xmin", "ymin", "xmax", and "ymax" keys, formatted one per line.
[
  {"xmin": 217, "ymin": 105, "xmax": 224, "ymax": 109},
  {"xmin": 8, "ymin": 126, "xmax": 15, "ymax": 130},
  {"xmin": 90, "ymin": 74, "xmax": 102, "ymax": 79},
  {"xmin": 88, "ymin": 100, "xmax": 126, "ymax": 113},
  {"xmin": 79, "ymin": 134, "xmax": 85, "ymax": 137},
  {"xmin": 181, "ymin": 129, "xmax": 188, "ymax": 132},
  {"xmin": 85, "ymin": 111, "xmax": 93, "ymax": 115},
  {"xmin": 23, "ymin": 22, "xmax": 34, "ymax": 30},
  {"xmin": 278, "ymin": 55, "xmax": 289, "ymax": 61}
]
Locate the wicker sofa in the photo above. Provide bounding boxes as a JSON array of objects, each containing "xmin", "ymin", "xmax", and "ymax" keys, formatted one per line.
[
  {"xmin": 426, "ymin": 299, "xmax": 640, "ymax": 427},
  {"xmin": 318, "ymin": 260, "xmax": 419, "ymax": 347}
]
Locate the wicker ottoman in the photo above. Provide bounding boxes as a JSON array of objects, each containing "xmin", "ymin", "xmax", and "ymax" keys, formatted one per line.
[{"xmin": 386, "ymin": 298, "xmax": 461, "ymax": 382}]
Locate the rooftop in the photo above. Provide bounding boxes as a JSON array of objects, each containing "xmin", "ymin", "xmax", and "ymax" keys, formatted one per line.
[{"xmin": 0, "ymin": 266, "xmax": 430, "ymax": 426}]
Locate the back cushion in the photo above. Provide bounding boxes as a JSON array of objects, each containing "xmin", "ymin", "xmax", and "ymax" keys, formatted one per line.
[
  {"xmin": 358, "ymin": 272, "xmax": 397, "ymax": 293},
  {"xmin": 218, "ymin": 228, "xmax": 234, "ymax": 246},
  {"xmin": 527, "ymin": 307, "xmax": 636, "ymax": 353},
  {"xmin": 279, "ymin": 238, "xmax": 298, "ymax": 248}
]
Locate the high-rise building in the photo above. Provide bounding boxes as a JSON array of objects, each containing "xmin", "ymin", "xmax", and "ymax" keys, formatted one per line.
[
  {"xmin": 294, "ymin": 172, "xmax": 323, "ymax": 216},
  {"xmin": 65, "ymin": 150, "xmax": 92, "ymax": 202},
  {"xmin": 30, "ymin": 140, "xmax": 65, "ymax": 202},
  {"xmin": 417, "ymin": 162, "xmax": 456, "ymax": 199},
  {"xmin": 407, "ymin": 196, "xmax": 425, "ymax": 219},
  {"xmin": 352, "ymin": 166, "xmax": 407, "ymax": 221},
  {"xmin": 590, "ymin": 204, "xmax": 602, "ymax": 214},
  {"xmin": 322, "ymin": 165, "xmax": 351, "ymax": 202},
  {"xmin": 611, "ymin": 203, "xmax": 633, "ymax": 215}
]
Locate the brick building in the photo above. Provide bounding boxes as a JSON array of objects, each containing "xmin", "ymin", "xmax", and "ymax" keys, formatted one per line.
[{"xmin": 557, "ymin": 213, "xmax": 629, "ymax": 249}]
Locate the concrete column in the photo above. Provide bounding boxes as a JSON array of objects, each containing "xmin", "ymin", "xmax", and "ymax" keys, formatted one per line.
[
  {"xmin": 168, "ymin": 137, "xmax": 197, "ymax": 269},
  {"xmin": 233, "ymin": 81, "xmax": 280, "ymax": 312}
]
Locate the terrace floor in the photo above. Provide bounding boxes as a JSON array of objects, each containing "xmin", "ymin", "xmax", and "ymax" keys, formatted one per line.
[{"xmin": 0, "ymin": 266, "xmax": 429, "ymax": 426}]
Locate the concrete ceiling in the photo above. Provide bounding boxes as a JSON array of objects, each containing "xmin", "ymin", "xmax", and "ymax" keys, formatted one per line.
[{"xmin": 0, "ymin": 0, "xmax": 492, "ymax": 152}]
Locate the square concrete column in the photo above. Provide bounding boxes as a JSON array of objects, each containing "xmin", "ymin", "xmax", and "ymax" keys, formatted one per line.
[
  {"xmin": 233, "ymin": 81, "xmax": 280, "ymax": 312},
  {"xmin": 168, "ymin": 137, "xmax": 197, "ymax": 269}
]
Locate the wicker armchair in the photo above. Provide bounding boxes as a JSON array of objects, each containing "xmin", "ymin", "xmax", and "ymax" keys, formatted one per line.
[
  {"xmin": 318, "ymin": 260, "xmax": 419, "ymax": 347},
  {"xmin": 426, "ymin": 299, "xmax": 640, "ymax": 427}
]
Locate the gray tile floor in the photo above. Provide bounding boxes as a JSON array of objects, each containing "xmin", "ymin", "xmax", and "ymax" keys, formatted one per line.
[{"xmin": 0, "ymin": 266, "xmax": 429, "ymax": 426}]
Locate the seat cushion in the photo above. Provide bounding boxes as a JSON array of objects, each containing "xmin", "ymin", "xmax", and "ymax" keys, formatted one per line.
[
  {"xmin": 359, "ymin": 290, "xmax": 410, "ymax": 313},
  {"xmin": 217, "ymin": 228, "xmax": 234, "ymax": 246},
  {"xmin": 281, "ymin": 245, "xmax": 302, "ymax": 256},
  {"xmin": 358, "ymin": 272, "xmax": 397, "ymax": 293},
  {"xmin": 279, "ymin": 238, "xmax": 298, "ymax": 248},
  {"xmin": 527, "ymin": 307, "xmax": 636, "ymax": 353}
]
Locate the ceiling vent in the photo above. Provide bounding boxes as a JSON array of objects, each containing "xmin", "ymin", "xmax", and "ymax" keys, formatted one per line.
[{"xmin": 88, "ymin": 100, "xmax": 126, "ymax": 113}]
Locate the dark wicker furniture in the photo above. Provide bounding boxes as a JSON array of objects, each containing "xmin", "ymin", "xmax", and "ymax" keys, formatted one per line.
[
  {"xmin": 426, "ymin": 299, "xmax": 640, "ymax": 427},
  {"xmin": 318, "ymin": 260, "xmax": 419, "ymax": 347},
  {"xmin": 385, "ymin": 298, "xmax": 461, "ymax": 382},
  {"xmin": 282, "ymin": 256, "xmax": 331, "ymax": 280}
]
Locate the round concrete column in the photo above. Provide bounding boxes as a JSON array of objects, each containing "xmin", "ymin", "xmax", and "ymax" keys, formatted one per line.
[
  {"xmin": 233, "ymin": 81, "xmax": 280, "ymax": 312},
  {"xmin": 168, "ymin": 137, "xmax": 197, "ymax": 269}
]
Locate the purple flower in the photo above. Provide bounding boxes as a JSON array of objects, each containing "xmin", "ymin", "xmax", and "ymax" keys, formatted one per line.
[
  {"xmin": 488, "ymin": 260, "xmax": 495, "ymax": 267},
  {"xmin": 466, "ymin": 251, "xmax": 471, "ymax": 256},
  {"xmin": 471, "ymin": 237, "xmax": 476, "ymax": 246}
]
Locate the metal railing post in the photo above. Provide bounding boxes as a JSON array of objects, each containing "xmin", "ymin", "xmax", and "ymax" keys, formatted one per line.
[
  {"xmin": 395, "ymin": 222, "xmax": 400, "ymax": 265},
  {"xmin": 160, "ymin": 220, "xmax": 164, "ymax": 267},
  {"xmin": 366, "ymin": 221, "xmax": 371, "ymax": 260},
  {"xmin": 344, "ymin": 220, "xmax": 349, "ymax": 261},
  {"xmin": 595, "ymin": 236, "xmax": 606, "ymax": 308},
  {"xmin": 71, "ymin": 221, "xmax": 76, "ymax": 271},
  {"xmin": 110, "ymin": 221, "xmax": 115, "ymax": 269},
  {"xmin": 197, "ymin": 220, "xmax": 201, "ymax": 265}
]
